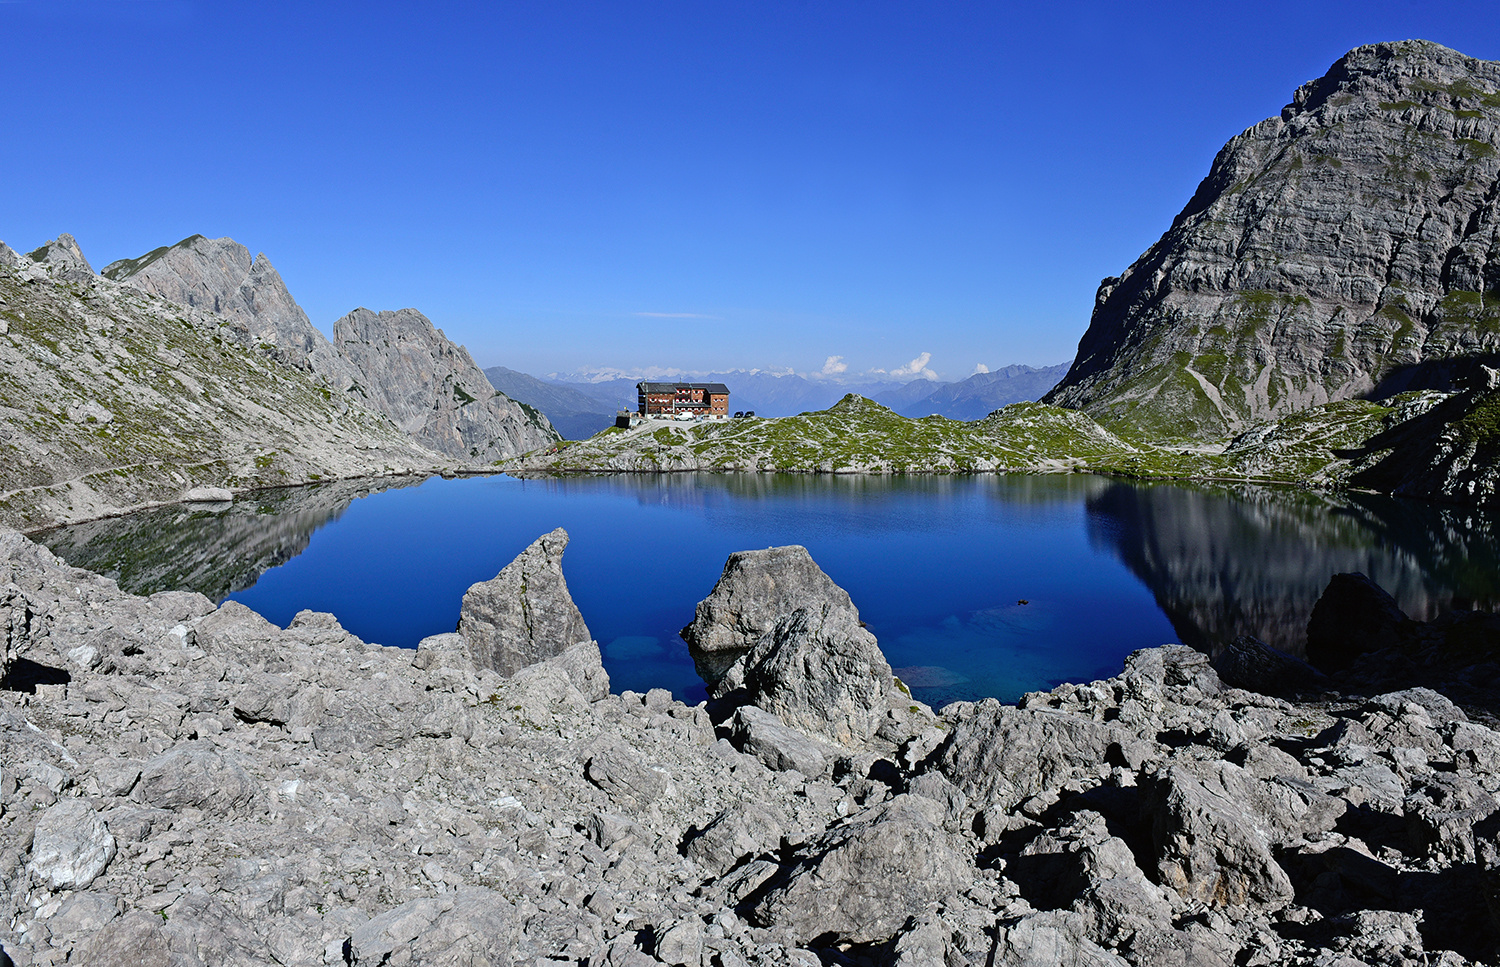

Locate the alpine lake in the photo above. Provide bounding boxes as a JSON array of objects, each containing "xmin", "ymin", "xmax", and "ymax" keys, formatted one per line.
[{"xmin": 35, "ymin": 472, "xmax": 1500, "ymax": 708}]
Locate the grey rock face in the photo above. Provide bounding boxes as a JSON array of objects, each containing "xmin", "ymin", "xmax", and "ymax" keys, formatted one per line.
[
  {"xmin": 27, "ymin": 233, "xmax": 96, "ymax": 285},
  {"xmin": 0, "ymin": 247, "xmax": 443, "ymax": 531},
  {"xmin": 101, "ymin": 235, "xmax": 359, "ymax": 385},
  {"xmin": 1046, "ymin": 41, "xmax": 1500, "ymax": 439},
  {"xmin": 683, "ymin": 544, "xmax": 916, "ymax": 749},
  {"xmin": 750, "ymin": 795, "xmax": 968, "ymax": 945},
  {"xmin": 681, "ymin": 544, "xmax": 856, "ymax": 691},
  {"xmin": 728, "ymin": 705, "xmax": 831, "ymax": 776},
  {"xmin": 334, "ymin": 306, "xmax": 557, "ymax": 462},
  {"xmin": 1141, "ymin": 764, "xmax": 1295, "ymax": 911},
  {"xmin": 29, "ymin": 800, "xmax": 117, "ymax": 890},
  {"xmin": 457, "ymin": 528, "xmax": 592, "ymax": 678}
]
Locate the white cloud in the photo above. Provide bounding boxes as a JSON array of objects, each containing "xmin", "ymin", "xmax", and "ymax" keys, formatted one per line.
[
  {"xmin": 973, "ymin": 363, "xmax": 990, "ymax": 374},
  {"xmin": 822, "ymin": 355, "xmax": 848, "ymax": 375},
  {"xmin": 890, "ymin": 352, "xmax": 938, "ymax": 380},
  {"xmin": 633, "ymin": 311, "xmax": 721, "ymax": 320}
]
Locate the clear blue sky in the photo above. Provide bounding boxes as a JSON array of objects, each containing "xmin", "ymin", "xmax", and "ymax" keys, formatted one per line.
[{"xmin": 5, "ymin": 1, "xmax": 1500, "ymax": 381}]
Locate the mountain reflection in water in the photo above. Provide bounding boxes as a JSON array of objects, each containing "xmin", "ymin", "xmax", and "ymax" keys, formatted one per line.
[
  {"xmin": 1084, "ymin": 482, "xmax": 1500, "ymax": 658},
  {"xmin": 34, "ymin": 473, "xmax": 1500, "ymax": 703},
  {"xmin": 36, "ymin": 477, "xmax": 426, "ymax": 601}
]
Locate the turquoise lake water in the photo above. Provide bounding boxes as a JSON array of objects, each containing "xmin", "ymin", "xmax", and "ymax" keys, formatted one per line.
[{"xmin": 39, "ymin": 473, "xmax": 1500, "ymax": 706}]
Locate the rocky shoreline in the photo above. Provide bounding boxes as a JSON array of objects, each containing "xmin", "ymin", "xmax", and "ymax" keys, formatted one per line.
[{"xmin": 1, "ymin": 527, "xmax": 1498, "ymax": 965}]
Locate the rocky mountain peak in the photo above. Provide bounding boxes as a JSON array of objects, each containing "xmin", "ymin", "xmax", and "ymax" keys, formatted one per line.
[
  {"xmin": 27, "ymin": 234, "xmax": 96, "ymax": 285},
  {"xmin": 1046, "ymin": 40, "xmax": 1500, "ymax": 439},
  {"xmin": 101, "ymin": 235, "xmax": 343, "ymax": 374},
  {"xmin": 334, "ymin": 306, "xmax": 558, "ymax": 462}
]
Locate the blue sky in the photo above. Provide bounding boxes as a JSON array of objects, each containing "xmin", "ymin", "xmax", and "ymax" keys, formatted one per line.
[{"xmin": 5, "ymin": 1, "xmax": 1500, "ymax": 382}]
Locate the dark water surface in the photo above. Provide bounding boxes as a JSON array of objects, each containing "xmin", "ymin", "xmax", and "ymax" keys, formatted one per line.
[{"xmin": 38, "ymin": 474, "xmax": 1500, "ymax": 706}]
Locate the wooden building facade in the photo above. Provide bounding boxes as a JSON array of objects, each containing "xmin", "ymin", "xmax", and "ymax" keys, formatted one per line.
[{"xmin": 636, "ymin": 381, "xmax": 730, "ymax": 418}]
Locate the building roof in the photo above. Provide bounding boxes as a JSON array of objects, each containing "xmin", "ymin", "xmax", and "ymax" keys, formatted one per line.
[{"xmin": 637, "ymin": 381, "xmax": 730, "ymax": 395}]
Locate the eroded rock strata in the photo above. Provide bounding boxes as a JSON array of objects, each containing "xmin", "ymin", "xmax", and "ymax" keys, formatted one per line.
[
  {"xmin": 0, "ymin": 238, "xmax": 441, "ymax": 531},
  {"xmin": 1046, "ymin": 40, "xmax": 1500, "ymax": 440},
  {"xmin": 0, "ymin": 531, "xmax": 1498, "ymax": 964},
  {"xmin": 334, "ymin": 306, "xmax": 558, "ymax": 464}
]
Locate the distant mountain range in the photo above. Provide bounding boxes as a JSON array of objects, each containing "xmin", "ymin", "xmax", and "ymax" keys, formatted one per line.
[{"xmin": 484, "ymin": 365, "xmax": 1069, "ymax": 438}]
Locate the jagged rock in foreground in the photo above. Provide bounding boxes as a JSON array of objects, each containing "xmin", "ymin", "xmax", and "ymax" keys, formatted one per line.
[
  {"xmin": 3, "ymin": 526, "xmax": 1500, "ymax": 964},
  {"xmin": 0, "ymin": 238, "xmax": 443, "ymax": 531},
  {"xmin": 1046, "ymin": 40, "xmax": 1500, "ymax": 439},
  {"xmin": 335, "ymin": 306, "xmax": 558, "ymax": 462},
  {"xmin": 682, "ymin": 544, "xmax": 860, "ymax": 692},
  {"xmin": 457, "ymin": 527, "xmax": 598, "ymax": 685},
  {"xmin": 681, "ymin": 544, "xmax": 927, "ymax": 750}
]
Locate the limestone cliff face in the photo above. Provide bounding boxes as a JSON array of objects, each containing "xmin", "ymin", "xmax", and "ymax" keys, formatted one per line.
[
  {"xmin": 334, "ymin": 307, "xmax": 558, "ymax": 462},
  {"xmin": 1046, "ymin": 40, "xmax": 1500, "ymax": 439},
  {"xmin": 27, "ymin": 234, "xmax": 97, "ymax": 285},
  {"xmin": 0, "ymin": 239, "xmax": 444, "ymax": 530},
  {"xmin": 101, "ymin": 235, "xmax": 358, "ymax": 385}
]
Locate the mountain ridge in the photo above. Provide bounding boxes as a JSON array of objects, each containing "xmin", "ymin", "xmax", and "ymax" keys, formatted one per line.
[
  {"xmin": 103, "ymin": 234, "xmax": 558, "ymax": 461},
  {"xmin": 0, "ymin": 236, "xmax": 447, "ymax": 529},
  {"xmin": 1045, "ymin": 39, "xmax": 1500, "ymax": 439}
]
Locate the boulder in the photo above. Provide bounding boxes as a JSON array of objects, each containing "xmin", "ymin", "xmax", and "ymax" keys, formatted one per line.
[
  {"xmin": 29, "ymin": 800, "xmax": 117, "ymax": 890},
  {"xmin": 1211, "ymin": 634, "xmax": 1329, "ymax": 696},
  {"xmin": 138, "ymin": 742, "xmax": 258, "ymax": 815},
  {"xmin": 585, "ymin": 746, "xmax": 670, "ymax": 806},
  {"xmin": 457, "ymin": 528, "xmax": 592, "ymax": 678},
  {"xmin": 1140, "ymin": 765, "xmax": 1294, "ymax": 912},
  {"xmin": 681, "ymin": 544, "xmax": 858, "ymax": 692},
  {"xmin": 729, "ymin": 705, "xmax": 831, "ymax": 777},
  {"xmin": 348, "ymin": 889, "xmax": 517, "ymax": 966},
  {"xmin": 750, "ymin": 794, "xmax": 968, "ymax": 945},
  {"xmin": 182, "ymin": 486, "xmax": 233, "ymax": 503},
  {"xmin": 1121, "ymin": 644, "xmax": 1223, "ymax": 702},
  {"xmin": 412, "ymin": 632, "xmax": 476, "ymax": 674},
  {"xmin": 740, "ymin": 606, "xmax": 899, "ymax": 747},
  {"xmin": 1306, "ymin": 572, "xmax": 1411, "ymax": 673},
  {"xmin": 1404, "ymin": 773, "xmax": 1499, "ymax": 863},
  {"xmin": 1176, "ymin": 759, "xmax": 1346, "ymax": 847},
  {"xmin": 932, "ymin": 701, "xmax": 1131, "ymax": 810},
  {"xmin": 685, "ymin": 544, "xmax": 913, "ymax": 748},
  {"xmin": 48, "ymin": 891, "xmax": 121, "ymax": 936},
  {"xmin": 683, "ymin": 800, "xmax": 790, "ymax": 875},
  {"xmin": 1009, "ymin": 810, "xmax": 1173, "ymax": 945},
  {"xmin": 73, "ymin": 893, "xmax": 270, "ymax": 967},
  {"xmin": 989, "ymin": 911, "xmax": 1131, "ymax": 966},
  {"xmin": 516, "ymin": 639, "xmax": 610, "ymax": 702}
]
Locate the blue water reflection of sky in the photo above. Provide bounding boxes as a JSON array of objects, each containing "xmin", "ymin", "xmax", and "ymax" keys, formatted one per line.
[{"xmin": 228, "ymin": 474, "xmax": 1177, "ymax": 705}]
